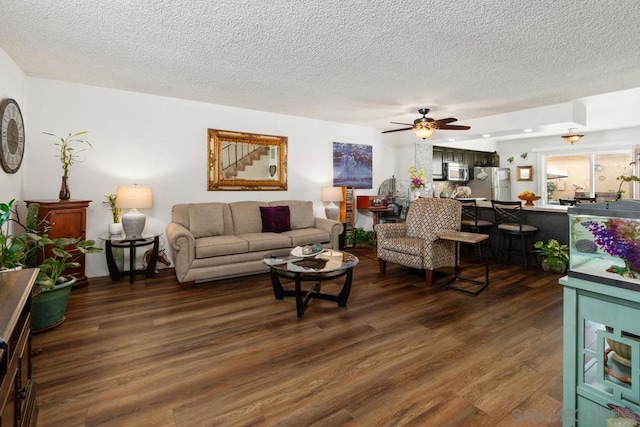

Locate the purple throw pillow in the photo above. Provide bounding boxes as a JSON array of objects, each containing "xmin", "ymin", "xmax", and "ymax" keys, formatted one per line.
[{"xmin": 260, "ymin": 206, "xmax": 291, "ymax": 233}]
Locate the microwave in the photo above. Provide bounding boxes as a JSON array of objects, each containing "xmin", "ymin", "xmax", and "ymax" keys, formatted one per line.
[{"xmin": 445, "ymin": 162, "xmax": 469, "ymax": 182}]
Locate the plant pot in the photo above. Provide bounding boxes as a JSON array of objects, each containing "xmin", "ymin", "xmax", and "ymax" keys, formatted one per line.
[
  {"xmin": 31, "ymin": 276, "xmax": 77, "ymax": 332},
  {"xmin": 108, "ymin": 222, "xmax": 123, "ymax": 235},
  {"xmin": 541, "ymin": 258, "xmax": 567, "ymax": 274}
]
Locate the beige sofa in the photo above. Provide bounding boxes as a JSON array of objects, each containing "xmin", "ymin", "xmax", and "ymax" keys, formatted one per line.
[{"xmin": 166, "ymin": 200, "xmax": 343, "ymax": 287}]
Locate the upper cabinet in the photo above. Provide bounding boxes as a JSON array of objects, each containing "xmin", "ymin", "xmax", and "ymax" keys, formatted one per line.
[{"xmin": 433, "ymin": 146, "xmax": 494, "ymax": 181}]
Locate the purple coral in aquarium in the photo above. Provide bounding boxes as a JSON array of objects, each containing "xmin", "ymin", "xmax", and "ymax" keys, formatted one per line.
[{"xmin": 583, "ymin": 218, "xmax": 640, "ymax": 277}]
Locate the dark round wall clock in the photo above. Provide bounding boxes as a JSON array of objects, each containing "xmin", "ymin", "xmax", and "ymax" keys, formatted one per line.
[{"xmin": 0, "ymin": 98, "xmax": 25, "ymax": 174}]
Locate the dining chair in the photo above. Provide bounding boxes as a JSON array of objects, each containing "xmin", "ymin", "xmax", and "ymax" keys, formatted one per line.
[
  {"xmin": 491, "ymin": 200, "xmax": 539, "ymax": 269},
  {"xmin": 458, "ymin": 199, "xmax": 493, "ymax": 258}
]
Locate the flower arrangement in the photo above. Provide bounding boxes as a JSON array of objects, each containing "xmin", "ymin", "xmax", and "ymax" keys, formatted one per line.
[
  {"xmin": 583, "ymin": 218, "xmax": 640, "ymax": 278},
  {"xmin": 408, "ymin": 166, "xmax": 426, "ymax": 189}
]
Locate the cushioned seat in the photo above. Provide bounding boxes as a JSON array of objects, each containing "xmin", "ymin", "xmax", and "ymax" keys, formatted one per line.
[{"xmin": 375, "ymin": 198, "xmax": 461, "ymax": 285}]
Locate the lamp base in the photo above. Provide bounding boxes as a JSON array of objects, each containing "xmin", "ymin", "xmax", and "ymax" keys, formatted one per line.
[
  {"xmin": 325, "ymin": 202, "xmax": 340, "ymax": 221},
  {"xmin": 121, "ymin": 209, "xmax": 146, "ymax": 238}
]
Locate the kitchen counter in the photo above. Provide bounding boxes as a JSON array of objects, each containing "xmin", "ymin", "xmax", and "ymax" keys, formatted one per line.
[{"xmin": 475, "ymin": 200, "xmax": 569, "ymax": 214}]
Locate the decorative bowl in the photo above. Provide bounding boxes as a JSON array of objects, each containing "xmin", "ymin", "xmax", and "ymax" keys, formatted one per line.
[{"xmin": 517, "ymin": 195, "xmax": 541, "ymax": 206}]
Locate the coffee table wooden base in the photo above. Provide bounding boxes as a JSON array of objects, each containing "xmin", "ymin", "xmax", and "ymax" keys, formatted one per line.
[{"xmin": 270, "ymin": 268, "xmax": 354, "ymax": 318}]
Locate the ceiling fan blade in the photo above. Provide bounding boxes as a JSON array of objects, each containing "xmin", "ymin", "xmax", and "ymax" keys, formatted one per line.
[
  {"xmin": 437, "ymin": 124, "xmax": 471, "ymax": 130},
  {"xmin": 390, "ymin": 121, "xmax": 413, "ymax": 126},
  {"xmin": 381, "ymin": 127, "xmax": 413, "ymax": 134},
  {"xmin": 433, "ymin": 117, "xmax": 457, "ymax": 125}
]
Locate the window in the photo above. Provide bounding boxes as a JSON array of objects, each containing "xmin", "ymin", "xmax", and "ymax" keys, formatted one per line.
[{"xmin": 545, "ymin": 150, "xmax": 636, "ymax": 202}]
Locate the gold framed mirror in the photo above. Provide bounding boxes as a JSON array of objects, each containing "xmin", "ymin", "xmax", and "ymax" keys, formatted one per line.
[
  {"xmin": 517, "ymin": 165, "xmax": 533, "ymax": 181},
  {"xmin": 208, "ymin": 129, "xmax": 288, "ymax": 191}
]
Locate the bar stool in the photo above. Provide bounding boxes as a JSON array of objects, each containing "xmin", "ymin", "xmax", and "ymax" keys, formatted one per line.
[
  {"xmin": 458, "ymin": 199, "xmax": 493, "ymax": 257},
  {"xmin": 491, "ymin": 200, "xmax": 538, "ymax": 269}
]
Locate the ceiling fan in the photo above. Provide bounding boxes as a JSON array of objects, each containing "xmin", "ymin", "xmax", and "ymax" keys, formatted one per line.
[{"xmin": 382, "ymin": 108, "xmax": 471, "ymax": 140}]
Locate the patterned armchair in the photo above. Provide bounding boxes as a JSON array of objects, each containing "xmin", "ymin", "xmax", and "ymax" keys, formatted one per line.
[{"xmin": 374, "ymin": 198, "xmax": 462, "ymax": 285}]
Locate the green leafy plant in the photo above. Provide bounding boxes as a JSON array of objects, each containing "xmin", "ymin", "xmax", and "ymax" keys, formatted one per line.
[
  {"xmin": 43, "ymin": 131, "xmax": 92, "ymax": 178},
  {"xmin": 347, "ymin": 228, "xmax": 375, "ymax": 248},
  {"xmin": 35, "ymin": 237, "xmax": 102, "ymax": 290},
  {"xmin": 615, "ymin": 174, "xmax": 640, "ymax": 201},
  {"xmin": 534, "ymin": 239, "xmax": 569, "ymax": 273},
  {"xmin": 102, "ymin": 193, "xmax": 121, "ymax": 223}
]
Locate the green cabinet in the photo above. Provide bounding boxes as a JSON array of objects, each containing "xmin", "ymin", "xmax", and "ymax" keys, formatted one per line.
[{"xmin": 560, "ymin": 276, "xmax": 640, "ymax": 426}]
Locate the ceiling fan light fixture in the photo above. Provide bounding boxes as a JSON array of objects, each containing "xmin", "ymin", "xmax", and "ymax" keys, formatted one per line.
[
  {"xmin": 413, "ymin": 122, "xmax": 435, "ymax": 139},
  {"xmin": 561, "ymin": 128, "xmax": 584, "ymax": 145}
]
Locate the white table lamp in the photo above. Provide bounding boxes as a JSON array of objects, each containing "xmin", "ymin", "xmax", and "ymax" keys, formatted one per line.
[
  {"xmin": 321, "ymin": 187, "xmax": 343, "ymax": 220},
  {"xmin": 116, "ymin": 184, "xmax": 153, "ymax": 238}
]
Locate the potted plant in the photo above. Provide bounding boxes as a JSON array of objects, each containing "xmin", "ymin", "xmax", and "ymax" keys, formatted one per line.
[
  {"xmin": 31, "ymin": 236, "xmax": 102, "ymax": 332},
  {"xmin": 533, "ymin": 239, "xmax": 569, "ymax": 274},
  {"xmin": 43, "ymin": 131, "xmax": 92, "ymax": 200},
  {"xmin": 347, "ymin": 228, "xmax": 375, "ymax": 248},
  {"xmin": 102, "ymin": 193, "xmax": 122, "ymax": 234},
  {"xmin": 0, "ymin": 199, "xmax": 43, "ymax": 271}
]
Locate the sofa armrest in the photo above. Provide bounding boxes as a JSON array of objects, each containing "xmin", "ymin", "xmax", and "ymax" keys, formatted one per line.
[
  {"xmin": 374, "ymin": 223, "xmax": 407, "ymax": 239},
  {"xmin": 165, "ymin": 222, "xmax": 196, "ymax": 283},
  {"xmin": 314, "ymin": 217, "xmax": 343, "ymax": 250}
]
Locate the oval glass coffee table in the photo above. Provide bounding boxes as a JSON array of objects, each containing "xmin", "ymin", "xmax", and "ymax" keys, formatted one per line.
[{"xmin": 263, "ymin": 249, "xmax": 359, "ymax": 318}]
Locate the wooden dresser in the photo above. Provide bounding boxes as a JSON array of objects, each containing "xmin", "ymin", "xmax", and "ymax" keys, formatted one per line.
[
  {"xmin": 25, "ymin": 199, "xmax": 91, "ymax": 287},
  {"xmin": 0, "ymin": 269, "xmax": 38, "ymax": 426}
]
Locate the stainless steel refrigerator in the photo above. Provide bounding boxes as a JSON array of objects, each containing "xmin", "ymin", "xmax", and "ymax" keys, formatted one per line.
[{"xmin": 468, "ymin": 167, "xmax": 511, "ymax": 200}]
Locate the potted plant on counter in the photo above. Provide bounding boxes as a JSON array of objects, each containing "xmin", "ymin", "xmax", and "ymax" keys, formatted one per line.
[
  {"xmin": 31, "ymin": 236, "xmax": 102, "ymax": 332},
  {"xmin": 533, "ymin": 239, "xmax": 569, "ymax": 274}
]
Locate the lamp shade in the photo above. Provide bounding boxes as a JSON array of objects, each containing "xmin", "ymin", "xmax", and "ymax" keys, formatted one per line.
[
  {"xmin": 115, "ymin": 185, "xmax": 153, "ymax": 209},
  {"xmin": 321, "ymin": 187, "xmax": 343, "ymax": 202}
]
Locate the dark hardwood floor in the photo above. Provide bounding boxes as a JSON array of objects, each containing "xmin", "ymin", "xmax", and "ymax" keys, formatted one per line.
[{"xmin": 33, "ymin": 249, "xmax": 564, "ymax": 426}]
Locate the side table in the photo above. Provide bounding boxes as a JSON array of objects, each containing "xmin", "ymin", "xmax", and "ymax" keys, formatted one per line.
[
  {"xmin": 438, "ymin": 231, "xmax": 490, "ymax": 296},
  {"xmin": 100, "ymin": 233, "xmax": 161, "ymax": 284}
]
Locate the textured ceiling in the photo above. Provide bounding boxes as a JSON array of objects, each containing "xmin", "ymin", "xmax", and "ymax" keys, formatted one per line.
[{"xmin": 1, "ymin": 0, "xmax": 640, "ymax": 142}]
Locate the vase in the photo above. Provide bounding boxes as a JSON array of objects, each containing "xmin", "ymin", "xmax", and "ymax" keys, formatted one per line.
[
  {"xmin": 409, "ymin": 188, "xmax": 420, "ymax": 201},
  {"xmin": 108, "ymin": 222, "xmax": 123, "ymax": 235},
  {"xmin": 59, "ymin": 176, "xmax": 71, "ymax": 200}
]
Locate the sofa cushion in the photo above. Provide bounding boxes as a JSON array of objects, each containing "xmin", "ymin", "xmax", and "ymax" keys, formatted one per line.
[
  {"xmin": 230, "ymin": 201, "xmax": 267, "ymax": 234},
  {"xmin": 282, "ymin": 228, "xmax": 330, "ymax": 247},
  {"xmin": 195, "ymin": 235, "xmax": 248, "ymax": 258},
  {"xmin": 237, "ymin": 232, "xmax": 293, "ymax": 252},
  {"xmin": 188, "ymin": 204, "xmax": 225, "ymax": 238},
  {"xmin": 270, "ymin": 200, "xmax": 314, "ymax": 229},
  {"xmin": 259, "ymin": 206, "xmax": 291, "ymax": 233}
]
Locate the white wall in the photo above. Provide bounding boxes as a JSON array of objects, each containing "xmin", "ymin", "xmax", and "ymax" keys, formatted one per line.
[
  {"xmin": 22, "ymin": 78, "xmax": 395, "ymax": 278},
  {"xmin": 0, "ymin": 49, "xmax": 27, "ymax": 214}
]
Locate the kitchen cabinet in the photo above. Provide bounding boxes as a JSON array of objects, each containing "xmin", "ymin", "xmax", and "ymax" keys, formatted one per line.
[
  {"xmin": 432, "ymin": 148, "xmax": 444, "ymax": 180},
  {"xmin": 25, "ymin": 199, "xmax": 91, "ymax": 287},
  {"xmin": 0, "ymin": 269, "xmax": 38, "ymax": 427},
  {"xmin": 433, "ymin": 147, "xmax": 493, "ymax": 180}
]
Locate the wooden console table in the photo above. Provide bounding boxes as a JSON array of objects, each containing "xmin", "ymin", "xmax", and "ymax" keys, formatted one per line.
[
  {"xmin": 25, "ymin": 199, "xmax": 91, "ymax": 288},
  {"xmin": 0, "ymin": 268, "xmax": 38, "ymax": 426}
]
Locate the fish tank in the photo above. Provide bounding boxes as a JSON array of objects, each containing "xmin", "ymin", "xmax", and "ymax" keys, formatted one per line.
[{"xmin": 568, "ymin": 200, "xmax": 640, "ymax": 290}]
